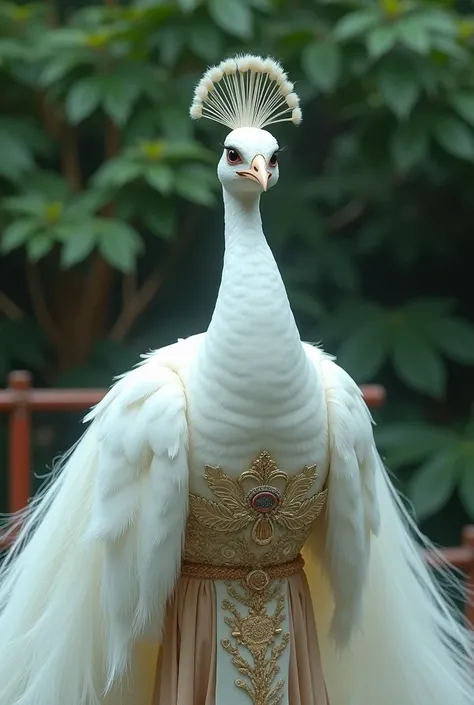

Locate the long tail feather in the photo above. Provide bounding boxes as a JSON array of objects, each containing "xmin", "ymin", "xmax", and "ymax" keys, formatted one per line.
[{"xmin": 0, "ymin": 428, "xmax": 109, "ymax": 705}]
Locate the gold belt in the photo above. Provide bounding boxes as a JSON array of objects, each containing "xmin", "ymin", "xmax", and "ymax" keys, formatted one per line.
[{"xmin": 181, "ymin": 553, "xmax": 304, "ymax": 591}]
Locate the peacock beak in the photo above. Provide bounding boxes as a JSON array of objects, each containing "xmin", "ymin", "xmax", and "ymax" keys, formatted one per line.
[{"xmin": 237, "ymin": 155, "xmax": 271, "ymax": 191}]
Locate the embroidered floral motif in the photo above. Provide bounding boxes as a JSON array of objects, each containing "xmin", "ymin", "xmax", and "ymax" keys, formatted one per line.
[
  {"xmin": 183, "ymin": 451, "xmax": 326, "ymax": 705},
  {"xmin": 183, "ymin": 522, "xmax": 309, "ymax": 567},
  {"xmin": 188, "ymin": 451, "xmax": 327, "ymax": 548},
  {"xmin": 221, "ymin": 579, "xmax": 290, "ymax": 705}
]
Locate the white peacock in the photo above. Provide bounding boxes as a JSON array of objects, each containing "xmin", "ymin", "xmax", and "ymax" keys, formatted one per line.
[{"xmin": 0, "ymin": 52, "xmax": 472, "ymax": 705}]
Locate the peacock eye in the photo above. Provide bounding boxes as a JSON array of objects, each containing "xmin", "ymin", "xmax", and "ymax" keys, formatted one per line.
[
  {"xmin": 226, "ymin": 148, "xmax": 242, "ymax": 165},
  {"xmin": 269, "ymin": 152, "xmax": 278, "ymax": 167}
]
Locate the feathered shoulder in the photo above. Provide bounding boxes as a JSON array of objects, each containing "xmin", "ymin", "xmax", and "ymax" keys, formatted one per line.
[{"xmin": 304, "ymin": 342, "xmax": 380, "ymax": 645}]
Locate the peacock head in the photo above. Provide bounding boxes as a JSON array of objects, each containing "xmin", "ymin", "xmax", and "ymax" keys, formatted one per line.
[
  {"xmin": 190, "ymin": 54, "xmax": 301, "ymax": 197},
  {"xmin": 217, "ymin": 126, "xmax": 279, "ymax": 194}
]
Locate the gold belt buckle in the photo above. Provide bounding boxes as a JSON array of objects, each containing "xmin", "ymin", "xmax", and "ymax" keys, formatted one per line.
[{"xmin": 245, "ymin": 569, "xmax": 270, "ymax": 591}]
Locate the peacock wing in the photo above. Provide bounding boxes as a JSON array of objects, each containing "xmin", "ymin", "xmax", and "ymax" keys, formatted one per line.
[
  {"xmin": 304, "ymin": 344, "xmax": 381, "ymax": 648},
  {"xmin": 85, "ymin": 353, "xmax": 189, "ymax": 687}
]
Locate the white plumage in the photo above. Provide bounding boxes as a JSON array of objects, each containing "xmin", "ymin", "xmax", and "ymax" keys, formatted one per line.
[{"xmin": 0, "ymin": 53, "xmax": 473, "ymax": 705}]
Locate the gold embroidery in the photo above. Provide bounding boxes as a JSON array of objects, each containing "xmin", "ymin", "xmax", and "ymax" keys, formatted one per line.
[
  {"xmin": 183, "ymin": 452, "xmax": 324, "ymax": 704},
  {"xmin": 183, "ymin": 522, "xmax": 309, "ymax": 567},
  {"xmin": 188, "ymin": 451, "xmax": 327, "ymax": 549},
  {"xmin": 221, "ymin": 579, "xmax": 290, "ymax": 705},
  {"xmin": 181, "ymin": 554, "xmax": 304, "ymax": 583}
]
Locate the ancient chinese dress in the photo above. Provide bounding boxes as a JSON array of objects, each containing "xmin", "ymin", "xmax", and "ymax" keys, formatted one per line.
[{"xmin": 153, "ymin": 451, "xmax": 330, "ymax": 705}]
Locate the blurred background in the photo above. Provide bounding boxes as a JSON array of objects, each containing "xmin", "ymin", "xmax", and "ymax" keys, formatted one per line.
[{"xmin": 0, "ymin": 0, "xmax": 473, "ymax": 548}]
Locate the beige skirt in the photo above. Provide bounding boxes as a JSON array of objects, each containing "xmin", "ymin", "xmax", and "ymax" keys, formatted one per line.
[{"xmin": 153, "ymin": 570, "xmax": 329, "ymax": 705}]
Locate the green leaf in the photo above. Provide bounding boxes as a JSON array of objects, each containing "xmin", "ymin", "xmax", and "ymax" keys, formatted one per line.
[
  {"xmin": 93, "ymin": 159, "xmax": 143, "ymax": 189},
  {"xmin": 189, "ymin": 24, "xmax": 222, "ymax": 61},
  {"xmin": 27, "ymin": 235, "xmax": 54, "ymax": 261},
  {"xmin": 336, "ymin": 317, "xmax": 389, "ymax": 381},
  {"xmin": 391, "ymin": 324, "xmax": 445, "ymax": 397},
  {"xmin": 145, "ymin": 164, "xmax": 174, "ymax": 194},
  {"xmin": 40, "ymin": 55, "xmax": 78, "ymax": 86},
  {"xmin": 156, "ymin": 28, "xmax": 183, "ymax": 67},
  {"xmin": 1, "ymin": 219, "xmax": 37, "ymax": 253},
  {"xmin": 143, "ymin": 207, "xmax": 176, "ymax": 239},
  {"xmin": 409, "ymin": 449, "xmax": 460, "ymax": 520},
  {"xmin": 426, "ymin": 318, "xmax": 474, "ymax": 365},
  {"xmin": 356, "ymin": 220, "xmax": 389, "ymax": 255},
  {"xmin": 175, "ymin": 173, "xmax": 216, "ymax": 206},
  {"xmin": 245, "ymin": 0, "xmax": 271, "ymax": 9},
  {"xmin": 396, "ymin": 16, "xmax": 431, "ymax": 54},
  {"xmin": 208, "ymin": 0, "xmax": 253, "ymax": 39},
  {"xmin": 288, "ymin": 290, "xmax": 326, "ymax": 321},
  {"xmin": 302, "ymin": 41, "xmax": 341, "ymax": 92},
  {"xmin": 22, "ymin": 170, "xmax": 70, "ymax": 201},
  {"xmin": 449, "ymin": 92, "xmax": 474, "ymax": 128},
  {"xmin": 66, "ymin": 77, "xmax": 102, "ymax": 124},
  {"xmin": 376, "ymin": 423, "xmax": 457, "ymax": 468},
  {"xmin": 391, "ymin": 121, "xmax": 428, "ymax": 171},
  {"xmin": 175, "ymin": 165, "xmax": 217, "ymax": 206},
  {"xmin": 178, "ymin": 0, "xmax": 200, "ymax": 11},
  {"xmin": 102, "ymin": 76, "xmax": 140, "ymax": 127},
  {"xmin": 66, "ymin": 191, "xmax": 108, "ymax": 217},
  {"xmin": 417, "ymin": 10, "xmax": 458, "ymax": 37},
  {"xmin": 160, "ymin": 106, "xmax": 192, "ymax": 142},
  {"xmin": 332, "ymin": 10, "xmax": 379, "ymax": 40},
  {"xmin": 97, "ymin": 220, "xmax": 142, "ymax": 273},
  {"xmin": 61, "ymin": 229, "xmax": 96, "ymax": 268},
  {"xmin": 322, "ymin": 300, "xmax": 385, "ymax": 341},
  {"xmin": 2, "ymin": 194, "xmax": 46, "ymax": 216},
  {"xmin": 163, "ymin": 140, "xmax": 215, "ymax": 162},
  {"xmin": 459, "ymin": 455, "xmax": 474, "ymax": 517},
  {"xmin": 0, "ymin": 130, "xmax": 34, "ymax": 181},
  {"xmin": 405, "ymin": 298, "xmax": 456, "ymax": 319},
  {"xmin": 367, "ymin": 25, "xmax": 397, "ymax": 58},
  {"xmin": 433, "ymin": 116, "xmax": 474, "ymax": 160},
  {"xmin": 377, "ymin": 64, "xmax": 420, "ymax": 119}
]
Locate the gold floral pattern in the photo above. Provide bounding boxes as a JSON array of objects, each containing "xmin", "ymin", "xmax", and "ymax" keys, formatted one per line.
[
  {"xmin": 183, "ymin": 451, "xmax": 326, "ymax": 705},
  {"xmin": 183, "ymin": 524, "xmax": 309, "ymax": 567},
  {"xmin": 188, "ymin": 451, "xmax": 327, "ymax": 549},
  {"xmin": 221, "ymin": 579, "xmax": 290, "ymax": 705}
]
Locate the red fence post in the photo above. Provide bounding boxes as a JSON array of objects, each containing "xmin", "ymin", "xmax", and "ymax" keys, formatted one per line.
[
  {"xmin": 7, "ymin": 371, "xmax": 32, "ymax": 514},
  {"xmin": 462, "ymin": 525, "xmax": 474, "ymax": 627}
]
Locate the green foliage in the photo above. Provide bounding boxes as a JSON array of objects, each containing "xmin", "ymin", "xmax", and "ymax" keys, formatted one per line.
[
  {"xmin": 0, "ymin": 0, "xmax": 474, "ymax": 528},
  {"xmin": 322, "ymin": 298, "xmax": 474, "ymax": 398},
  {"xmin": 376, "ymin": 417, "xmax": 474, "ymax": 521}
]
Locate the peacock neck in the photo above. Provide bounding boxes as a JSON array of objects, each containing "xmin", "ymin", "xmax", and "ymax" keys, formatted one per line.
[
  {"xmin": 196, "ymin": 188, "xmax": 310, "ymax": 403},
  {"xmin": 220, "ymin": 189, "xmax": 266, "ymax": 249}
]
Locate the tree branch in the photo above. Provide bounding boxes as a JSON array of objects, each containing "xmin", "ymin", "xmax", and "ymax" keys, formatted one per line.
[
  {"xmin": 60, "ymin": 124, "xmax": 82, "ymax": 193},
  {"xmin": 123, "ymin": 272, "xmax": 137, "ymax": 303},
  {"xmin": 109, "ymin": 213, "xmax": 199, "ymax": 341},
  {"xmin": 35, "ymin": 94, "xmax": 82, "ymax": 193},
  {"xmin": 326, "ymin": 199, "xmax": 366, "ymax": 231},
  {"xmin": 0, "ymin": 291, "xmax": 24, "ymax": 319},
  {"xmin": 25, "ymin": 261, "xmax": 63, "ymax": 346}
]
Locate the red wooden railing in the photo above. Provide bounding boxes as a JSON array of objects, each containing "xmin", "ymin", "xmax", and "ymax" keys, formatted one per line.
[
  {"xmin": 0, "ymin": 370, "xmax": 473, "ymax": 626},
  {"xmin": 0, "ymin": 370, "xmax": 387, "ymax": 515}
]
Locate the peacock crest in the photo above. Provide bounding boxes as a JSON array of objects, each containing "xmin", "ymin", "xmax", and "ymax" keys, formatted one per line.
[
  {"xmin": 189, "ymin": 451, "xmax": 327, "ymax": 547},
  {"xmin": 189, "ymin": 54, "xmax": 302, "ymax": 130}
]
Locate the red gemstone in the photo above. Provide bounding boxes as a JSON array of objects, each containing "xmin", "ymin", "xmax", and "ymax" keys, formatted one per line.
[{"xmin": 251, "ymin": 490, "xmax": 279, "ymax": 514}]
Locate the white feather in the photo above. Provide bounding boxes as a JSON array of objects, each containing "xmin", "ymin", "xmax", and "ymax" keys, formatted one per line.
[
  {"xmin": 303, "ymin": 345, "xmax": 379, "ymax": 645},
  {"xmin": 190, "ymin": 53, "xmax": 302, "ymax": 129},
  {"xmin": 0, "ymin": 350, "xmax": 189, "ymax": 705},
  {"xmin": 303, "ymin": 346, "xmax": 474, "ymax": 705}
]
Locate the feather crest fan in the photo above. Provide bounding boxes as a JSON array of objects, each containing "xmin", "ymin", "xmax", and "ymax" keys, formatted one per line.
[{"xmin": 190, "ymin": 54, "xmax": 302, "ymax": 129}]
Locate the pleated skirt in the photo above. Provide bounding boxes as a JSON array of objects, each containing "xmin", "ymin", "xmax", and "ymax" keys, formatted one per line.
[{"xmin": 153, "ymin": 571, "xmax": 329, "ymax": 705}]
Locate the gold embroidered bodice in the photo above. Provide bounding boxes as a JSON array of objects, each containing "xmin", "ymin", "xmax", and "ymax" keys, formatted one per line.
[{"xmin": 184, "ymin": 451, "xmax": 327, "ymax": 569}]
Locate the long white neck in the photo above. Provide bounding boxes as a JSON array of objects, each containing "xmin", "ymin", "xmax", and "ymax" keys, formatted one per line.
[
  {"xmin": 196, "ymin": 188, "xmax": 310, "ymax": 406},
  {"xmin": 186, "ymin": 186, "xmax": 326, "ymax": 473}
]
